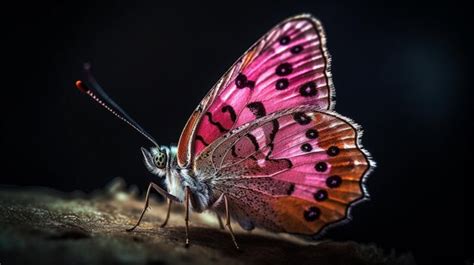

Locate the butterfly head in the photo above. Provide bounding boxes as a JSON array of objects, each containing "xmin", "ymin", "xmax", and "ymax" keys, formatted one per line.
[{"xmin": 141, "ymin": 146, "xmax": 170, "ymax": 177}]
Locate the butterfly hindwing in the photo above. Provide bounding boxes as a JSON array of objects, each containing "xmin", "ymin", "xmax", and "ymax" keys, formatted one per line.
[
  {"xmin": 177, "ymin": 14, "xmax": 334, "ymax": 168},
  {"xmin": 195, "ymin": 106, "xmax": 371, "ymax": 235}
]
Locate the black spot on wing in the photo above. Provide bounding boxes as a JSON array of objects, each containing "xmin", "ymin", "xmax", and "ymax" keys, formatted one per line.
[
  {"xmin": 327, "ymin": 146, "xmax": 340, "ymax": 156},
  {"xmin": 301, "ymin": 143, "xmax": 312, "ymax": 152},
  {"xmin": 290, "ymin": 45, "xmax": 303, "ymax": 54},
  {"xmin": 246, "ymin": 102, "xmax": 266, "ymax": 118},
  {"xmin": 235, "ymin": 73, "xmax": 247, "ymax": 88},
  {"xmin": 279, "ymin": 36, "xmax": 290, "ymax": 45},
  {"xmin": 235, "ymin": 73, "xmax": 255, "ymax": 90},
  {"xmin": 306, "ymin": 129, "xmax": 318, "ymax": 139},
  {"xmin": 299, "ymin": 82, "xmax": 318, "ymax": 97},
  {"xmin": 275, "ymin": 63, "xmax": 293, "ymax": 76},
  {"xmin": 326, "ymin": 175, "xmax": 342, "ymax": 188},
  {"xmin": 314, "ymin": 189, "xmax": 328, "ymax": 201},
  {"xmin": 275, "ymin": 78, "xmax": 289, "ymax": 90},
  {"xmin": 304, "ymin": 206, "xmax": 321, "ymax": 221},
  {"xmin": 294, "ymin": 112, "xmax": 311, "ymax": 125},
  {"xmin": 315, "ymin": 162, "xmax": 328, "ymax": 172}
]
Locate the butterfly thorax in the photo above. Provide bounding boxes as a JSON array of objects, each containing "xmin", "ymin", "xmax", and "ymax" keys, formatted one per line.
[{"xmin": 143, "ymin": 145, "xmax": 213, "ymax": 212}]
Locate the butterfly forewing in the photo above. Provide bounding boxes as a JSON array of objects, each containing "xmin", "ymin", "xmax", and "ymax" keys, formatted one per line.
[
  {"xmin": 177, "ymin": 14, "xmax": 334, "ymax": 168},
  {"xmin": 195, "ymin": 107, "xmax": 370, "ymax": 235}
]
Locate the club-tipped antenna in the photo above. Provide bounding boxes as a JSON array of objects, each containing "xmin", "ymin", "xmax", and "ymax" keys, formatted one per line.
[{"xmin": 75, "ymin": 63, "xmax": 160, "ymax": 148}]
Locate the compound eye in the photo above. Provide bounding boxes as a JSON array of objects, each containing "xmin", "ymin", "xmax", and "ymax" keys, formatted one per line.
[{"xmin": 154, "ymin": 152, "xmax": 167, "ymax": 168}]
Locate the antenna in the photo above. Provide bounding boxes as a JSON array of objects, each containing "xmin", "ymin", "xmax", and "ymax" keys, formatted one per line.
[{"xmin": 75, "ymin": 63, "xmax": 160, "ymax": 148}]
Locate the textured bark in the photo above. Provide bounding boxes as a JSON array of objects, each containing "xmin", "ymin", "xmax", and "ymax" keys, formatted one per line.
[{"xmin": 0, "ymin": 179, "xmax": 415, "ymax": 265}]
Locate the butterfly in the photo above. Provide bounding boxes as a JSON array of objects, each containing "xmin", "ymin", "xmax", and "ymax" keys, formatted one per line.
[{"xmin": 75, "ymin": 14, "xmax": 374, "ymax": 249}]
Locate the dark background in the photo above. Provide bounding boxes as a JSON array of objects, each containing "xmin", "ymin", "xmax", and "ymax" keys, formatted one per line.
[{"xmin": 1, "ymin": 1, "xmax": 471, "ymax": 264}]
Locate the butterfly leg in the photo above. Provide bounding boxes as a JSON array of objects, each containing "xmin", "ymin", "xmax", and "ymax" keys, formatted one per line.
[
  {"xmin": 126, "ymin": 182, "xmax": 178, "ymax": 232},
  {"xmin": 224, "ymin": 194, "xmax": 240, "ymax": 250},
  {"xmin": 160, "ymin": 198, "xmax": 172, "ymax": 228},
  {"xmin": 216, "ymin": 213, "xmax": 225, "ymax": 230},
  {"xmin": 184, "ymin": 186, "xmax": 191, "ymax": 247}
]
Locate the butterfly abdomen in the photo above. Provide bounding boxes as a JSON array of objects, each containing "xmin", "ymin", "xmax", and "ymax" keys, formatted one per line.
[{"xmin": 179, "ymin": 170, "xmax": 214, "ymax": 212}]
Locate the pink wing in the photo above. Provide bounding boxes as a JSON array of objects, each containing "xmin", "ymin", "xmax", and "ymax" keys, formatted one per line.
[
  {"xmin": 195, "ymin": 106, "xmax": 372, "ymax": 235},
  {"xmin": 177, "ymin": 14, "xmax": 334, "ymax": 168}
]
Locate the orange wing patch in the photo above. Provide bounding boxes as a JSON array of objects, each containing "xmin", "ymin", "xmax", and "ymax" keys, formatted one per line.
[
  {"xmin": 241, "ymin": 47, "xmax": 258, "ymax": 70},
  {"xmin": 177, "ymin": 108, "xmax": 203, "ymax": 167},
  {"xmin": 271, "ymin": 197, "xmax": 325, "ymax": 234}
]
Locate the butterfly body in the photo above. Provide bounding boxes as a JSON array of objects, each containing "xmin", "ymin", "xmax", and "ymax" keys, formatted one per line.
[
  {"xmin": 75, "ymin": 13, "xmax": 374, "ymax": 247},
  {"xmin": 141, "ymin": 145, "xmax": 213, "ymax": 212}
]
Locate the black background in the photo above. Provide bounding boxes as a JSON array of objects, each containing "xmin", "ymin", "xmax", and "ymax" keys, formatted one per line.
[{"xmin": 1, "ymin": 1, "xmax": 471, "ymax": 264}]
